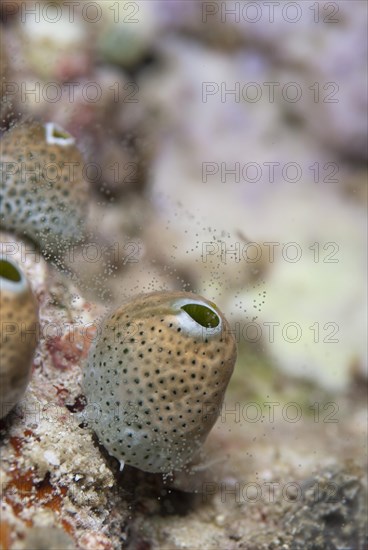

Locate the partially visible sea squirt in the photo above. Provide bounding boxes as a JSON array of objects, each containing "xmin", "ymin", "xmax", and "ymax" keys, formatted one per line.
[
  {"xmin": 0, "ymin": 256, "xmax": 39, "ymax": 419},
  {"xmin": 0, "ymin": 122, "xmax": 88, "ymax": 259},
  {"xmin": 83, "ymin": 291, "xmax": 237, "ymax": 473}
]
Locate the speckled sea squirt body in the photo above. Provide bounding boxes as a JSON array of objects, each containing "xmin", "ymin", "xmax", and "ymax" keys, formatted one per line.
[
  {"xmin": 0, "ymin": 122, "xmax": 88, "ymax": 257},
  {"xmin": 0, "ymin": 257, "xmax": 39, "ymax": 418},
  {"xmin": 83, "ymin": 291, "xmax": 237, "ymax": 473}
]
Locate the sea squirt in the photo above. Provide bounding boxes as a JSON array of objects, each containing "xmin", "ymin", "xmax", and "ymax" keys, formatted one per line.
[
  {"xmin": 83, "ymin": 291, "xmax": 237, "ymax": 473},
  {"xmin": 0, "ymin": 121, "xmax": 88, "ymax": 260},
  {"xmin": 0, "ymin": 256, "xmax": 39, "ymax": 419}
]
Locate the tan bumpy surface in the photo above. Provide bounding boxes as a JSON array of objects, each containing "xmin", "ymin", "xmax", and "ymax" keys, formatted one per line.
[
  {"xmin": 0, "ymin": 122, "xmax": 88, "ymax": 256},
  {"xmin": 0, "ymin": 257, "xmax": 39, "ymax": 418},
  {"xmin": 83, "ymin": 291, "xmax": 237, "ymax": 473}
]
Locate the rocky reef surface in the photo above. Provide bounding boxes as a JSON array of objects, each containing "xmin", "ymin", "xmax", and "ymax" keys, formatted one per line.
[{"xmin": 0, "ymin": 233, "xmax": 366, "ymax": 549}]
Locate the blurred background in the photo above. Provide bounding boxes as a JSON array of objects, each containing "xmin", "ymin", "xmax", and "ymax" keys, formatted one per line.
[{"xmin": 2, "ymin": 0, "xmax": 366, "ymax": 393}]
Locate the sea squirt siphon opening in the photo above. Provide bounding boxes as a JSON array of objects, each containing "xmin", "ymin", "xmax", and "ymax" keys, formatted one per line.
[
  {"xmin": 45, "ymin": 122, "xmax": 75, "ymax": 146},
  {"xmin": 0, "ymin": 259, "xmax": 22, "ymax": 283},
  {"xmin": 181, "ymin": 303, "xmax": 220, "ymax": 329}
]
